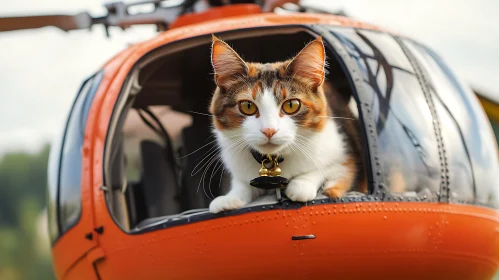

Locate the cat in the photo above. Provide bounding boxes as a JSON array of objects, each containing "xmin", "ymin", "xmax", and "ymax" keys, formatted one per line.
[{"xmin": 208, "ymin": 35, "xmax": 366, "ymax": 214}]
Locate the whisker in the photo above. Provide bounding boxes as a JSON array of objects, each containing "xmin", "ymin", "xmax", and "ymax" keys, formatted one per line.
[
  {"xmin": 208, "ymin": 158, "xmax": 223, "ymax": 196},
  {"xmin": 232, "ymin": 141, "xmax": 249, "ymax": 161},
  {"xmin": 191, "ymin": 146, "xmax": 222, "ymax": 176},
  {"xmin": 211, "ymin": 139, "xmax": 250, "ymax": 194},
  {"xmin": 292, "ymin": 138, "xmax": 332, "ymax": 179},
  {"xmin": 293, "ymin": 135, "xmax": 343, "ymax": 178},
  {"xmin": 205, "ymin": 155, "xmax": 222, "ymax": 198},
  {"xmin": 202, "ymin": 138, "xmax": 245, "ymax": 196},
  {"xmin": 188, "ymin": 110, "xmax": 213, "ymax": 117},
  {"xmin": 209, "ymin": 139, "xmax": 243, "ymax": 179},
  {"xmin": 293, "ymin": 134, "xmax": 344, "ymax": 158},
  {"xmin": 178, "ymin": 133, "xmax": 242, "ymax": 159},
  {"xmin": 207, "ymin": 138, "xmax": 247, "ymax": 196},
  {"xmin": 178, "ymin": 139, "xmax": 218, "ymax": 159},
  {"xmin": 288, "ymin": 143, "xmax": 307, "ymax": 167},
  {"xmin": 210, "ymin": 158, "xmax": 224, "ymax": 180},
  {"xmin": 198, "ymin": 153, "xmax": 220, "ymax": 197},
  {"xmin": 218, "ymin": 167, "xmax": 226, "ymax": 189}
]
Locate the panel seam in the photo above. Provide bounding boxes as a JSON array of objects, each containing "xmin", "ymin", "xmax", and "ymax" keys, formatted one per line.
[{"xmin": 393, "ymin": 36, "xmax": 449, "ymax": 202}]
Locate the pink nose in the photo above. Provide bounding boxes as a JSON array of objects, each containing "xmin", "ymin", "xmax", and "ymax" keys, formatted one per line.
[{"xmin": 261, "ymin": 128, "xmax": 277, "ymax": 139}]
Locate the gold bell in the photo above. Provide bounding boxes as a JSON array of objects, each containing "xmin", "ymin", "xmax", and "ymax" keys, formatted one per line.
[
  {"xmin": 269, "ymin": 160, "xmax": 281, "ymax": 177},
  {"xmin": 259, "ymin": 159, "xmax": 271, "ymax": 176}
]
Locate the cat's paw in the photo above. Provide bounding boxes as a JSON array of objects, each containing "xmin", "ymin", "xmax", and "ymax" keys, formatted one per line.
[
  {"xmin": 285, "ymin": 179, "xmax": 319, "ymax": 202},
  {"xmin": 209, "ymin": 195, "xmax": 247, "ymax": 214}
]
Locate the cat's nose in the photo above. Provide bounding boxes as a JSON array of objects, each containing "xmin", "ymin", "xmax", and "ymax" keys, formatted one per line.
[{"xmin": 261, "ymin": 128, "xmax": 277, "ymax": 139}]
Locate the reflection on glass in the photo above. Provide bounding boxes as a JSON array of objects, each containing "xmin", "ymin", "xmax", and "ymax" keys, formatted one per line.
[
  {"xmin": 58, "ymin": 73, "xmax": 102, "ymax": 233},
  {"xmin": 405, "ymin": 40, "xmax": 499, "ymax": 206},
  {"xmin": 332, "ymin": 28, "xmax": 441, "ymax": 198}
]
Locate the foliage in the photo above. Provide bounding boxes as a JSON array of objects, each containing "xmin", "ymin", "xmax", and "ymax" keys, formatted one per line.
[{"xmin": 0, "ymin": 144, "xmax": 55, "ymax": 280}]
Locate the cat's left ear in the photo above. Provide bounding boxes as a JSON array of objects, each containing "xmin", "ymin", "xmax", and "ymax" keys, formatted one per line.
[
  {"xmin": 211, "ymin": 35, "xmax": 249, "ymax": 90},
  {"xmin": 286, "ymin": 37, "xmax": 326, "ymax": 90}
]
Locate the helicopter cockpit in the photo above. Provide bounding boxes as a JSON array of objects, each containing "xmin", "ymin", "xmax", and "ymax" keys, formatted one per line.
[{"xmin": 103, "ymin": 28, "xmax": 359, "ymax": 230}]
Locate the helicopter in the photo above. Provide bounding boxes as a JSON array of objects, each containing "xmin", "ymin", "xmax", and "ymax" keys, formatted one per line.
[{"xmin": 2, "ymin": 0, "xmax": 499, "ymax": 279}]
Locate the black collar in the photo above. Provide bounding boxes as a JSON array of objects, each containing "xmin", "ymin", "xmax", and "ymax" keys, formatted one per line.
[{"xmin": 250, "ymin": 149, "xmax": 284, "ymax": 164}]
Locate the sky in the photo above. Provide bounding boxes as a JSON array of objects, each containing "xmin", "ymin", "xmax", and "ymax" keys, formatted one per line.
[{"xmin": 0, "ymin": 0, "xmax": 498, "ymax": 155}]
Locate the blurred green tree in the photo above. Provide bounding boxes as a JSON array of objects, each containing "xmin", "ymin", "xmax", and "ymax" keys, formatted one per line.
[{"xmin": 0, "ymin": 144, "xmax": 55, "ymax": 280}]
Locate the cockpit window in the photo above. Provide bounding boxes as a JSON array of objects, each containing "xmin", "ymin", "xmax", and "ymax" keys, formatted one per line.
[
  {"xmin": 51, "ymin": 71, "xmax": 102, "ymax": 239},
  {"xmin": 331, "ymin": 28, "xmax": 441, "ymax": 199},
  {"xmin": 403, "ymin": 40, "xmax": 499, "ymax": 206}
]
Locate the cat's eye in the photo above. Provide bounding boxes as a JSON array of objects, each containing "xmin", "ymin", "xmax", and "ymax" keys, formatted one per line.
[
  {"xmin": 282, "ymin": 99, "xmax": 301, "ymax": 115},
  {"xmin": 239, "ymin": 100, "xmax": 258, "ymax": 116}
]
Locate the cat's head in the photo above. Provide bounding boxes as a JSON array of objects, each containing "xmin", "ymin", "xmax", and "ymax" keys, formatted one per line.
[{"xmin": 209, "ymin": 35, "xmax": 329, "ymax": 155}]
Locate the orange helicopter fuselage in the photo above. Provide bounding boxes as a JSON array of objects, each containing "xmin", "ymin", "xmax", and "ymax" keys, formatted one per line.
[{"xmin": 49, "ymin": 6, "xmax": 499, "ymax": 280}]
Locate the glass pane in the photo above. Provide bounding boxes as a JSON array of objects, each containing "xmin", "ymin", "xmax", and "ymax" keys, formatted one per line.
[
  {"xmin": 403, "ymin": 41, "xmax": 474, "ymax": 202},
  {"xmin": 332, "ymin": 28, "xmax": 441, "ymax": 198},
  {"xmin": 404, "ymin": 40, "xmax": 499, "ymax": 206},
  {"xmin": 433, "ymin": 95, "xmax": 474, "ymax": 201},
  {"xmin": 59, "ymin": 72, "xmax": 102, "ymax": 233}
]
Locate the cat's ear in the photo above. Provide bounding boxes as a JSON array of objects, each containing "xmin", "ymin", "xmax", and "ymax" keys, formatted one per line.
[
  {"xmin": 211, "ymin": 35, "xmax": 248, "ymax": 89},
  {"xmin": 286, "ymin": 37, "xmax": 326, "ymax": 90}
]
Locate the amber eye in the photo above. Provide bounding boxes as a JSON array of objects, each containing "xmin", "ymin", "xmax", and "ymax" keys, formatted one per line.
[
  {"xmin": 239, "ymin": 100, "xmax": 258, "ymax": 116},
  {"xmin": 282, "ymin": 99, "xmax": 301, "ymax": 115}
]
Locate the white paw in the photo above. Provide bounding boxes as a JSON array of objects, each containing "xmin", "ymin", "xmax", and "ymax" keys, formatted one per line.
[
  {"xmin": 285, "ymin": 180, "xmax": 319, "ymax": 202},
  {"xmin": 209, "ymin": 195, "xmax": 247, "ymax": 214}
]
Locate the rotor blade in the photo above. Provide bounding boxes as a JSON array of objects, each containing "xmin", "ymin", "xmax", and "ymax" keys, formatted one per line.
[{"xmin": 0, "ymin": 12, "xmax": 93, "ymax": 32}]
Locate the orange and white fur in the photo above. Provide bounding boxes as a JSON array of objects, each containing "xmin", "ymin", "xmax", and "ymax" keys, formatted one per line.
[{"xmin": 208, "ymin": 35, "xmax": 364, "ymax": 214}]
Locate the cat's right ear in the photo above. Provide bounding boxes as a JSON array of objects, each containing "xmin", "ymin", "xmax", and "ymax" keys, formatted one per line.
[
  {"xmin": 211, "ymin": 35, "xmax": 248, "ymax": 90},
  {"xmin": 286, "ymin": 37, "xmax": 326, "ymax": 90}
]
